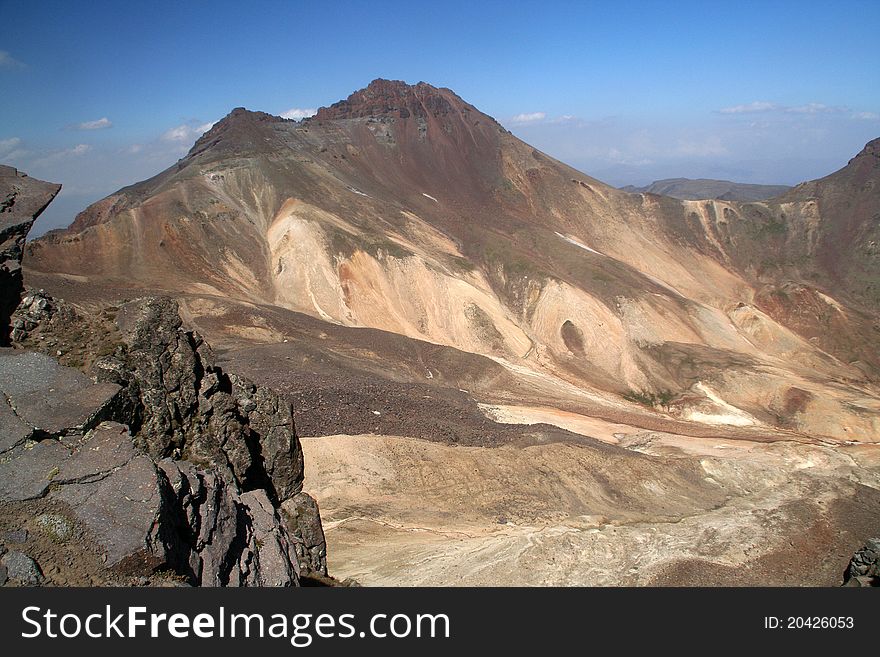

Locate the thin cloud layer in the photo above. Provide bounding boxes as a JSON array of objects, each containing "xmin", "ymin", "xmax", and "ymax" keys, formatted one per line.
[
  {"xmin": 0, "ymin": 137, "xmax": 28, "ymax": 161},
  {"xmin": 72, "ymin": 117, "xmax": 113, "ymax": 130},
  {"xmin": 28, "ymin": 143, "xmax": 92, "ymax": 169},
  {"xmin": 719, "ymin": 101, "xmax": 778, "ymax": 114},
  {"xmin": 0, "ymin": 50, "xmax": 25, "ymax": 69},
  {"xmin": 720, "ymin": 101, "xmax": 858, "ymax": 116}
]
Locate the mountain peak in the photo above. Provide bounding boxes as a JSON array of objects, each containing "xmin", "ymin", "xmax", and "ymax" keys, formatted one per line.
[
  {"xmin": 209, "ymin": 106, "xmax": 288, "ymax": 132},
  {"xmin": 854, "ymin": 137, "xmax": 880, "ymax": 160},
  {"xmin": 187, "ymin": 106, "xmax": 288, "ymax": 159},
  {"xmin": 313, "ymin": 78, "xmax": 472, "ymax": 121}
]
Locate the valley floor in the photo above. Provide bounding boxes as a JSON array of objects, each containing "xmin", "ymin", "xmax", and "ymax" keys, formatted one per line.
[{"xmin": 302, "ymin": 430, "xmax": 880, "ymax": 586}]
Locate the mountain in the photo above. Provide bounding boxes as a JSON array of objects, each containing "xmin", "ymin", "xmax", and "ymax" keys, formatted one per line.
[
  {"xmin": 25, "ymin": 79, "xmax": 880, "ymax": 437},
  {"xmin": 19, "ymin": 80, "xmax": 880, "ymax": 585},
  {"xmin": 620, "ymin": 178, "xmax": 791, "ymax": 202}
]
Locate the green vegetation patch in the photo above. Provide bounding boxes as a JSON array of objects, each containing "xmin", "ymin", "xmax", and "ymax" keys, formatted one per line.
[{"xmin": 623, "ymin": 389, "xmax": 677, "ymax": 408}]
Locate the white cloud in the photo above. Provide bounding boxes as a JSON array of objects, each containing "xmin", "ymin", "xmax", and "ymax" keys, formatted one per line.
[
  {"xmin": 784, "ymin": 103, "xmax": 842, "ymax": 114},
  {"xmin": 0, "ymin": 50, "xmax": 25, "ymax": 69},
  {"xmin": 161, "ymin": 121, "xmax": 215, "ymax": 143},
  {"xmin": 0, "ymin": 137, "xmax": 27, "ymax": 162},
  {"xmin": 511, "ymin": 112, "xmax": 547, "ymax": 124},
  {"xmin": 607, "ymin": 147, "xmax": 652, "ymax": 166},
  {"xmin": 72, "ymin": 117, "xmax": 113, "ymax": 130},
  {"xmin": 161, "ymin": 125, "xmax": 194, "ymax": 142},
  {"xmin": 0, "ymin": 137, "xmax": 22, "ymax": 156},
  {"xmin": 281, "ymin": 107, "xmax": 317, "ymax": 121},
  {"xmin": 720, "ymin": 101, "xmax": 851, "ymax": 117},
  {"xmin": 852, "ymin": 111, "xmax": 879, "ymax": 121},
  {"xmin": 719, "ymin": 101, "xmax": 778, "ymax": 114},
  {"xmin": 29, "ymin": 143, "xmax": 92, "ymax": 168}
]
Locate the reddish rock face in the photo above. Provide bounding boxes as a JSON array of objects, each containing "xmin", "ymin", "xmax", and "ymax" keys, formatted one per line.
[{"xmin": 314, "ymin": 79, "xmax": 468, "ymax": 121}]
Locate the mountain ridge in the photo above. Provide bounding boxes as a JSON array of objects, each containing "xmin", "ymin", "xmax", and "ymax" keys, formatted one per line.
[
  {"xmin": 620, "ymin": 178, "xmax": 792, "ymax": 202},
  {"xmin": 23, "ymin": 79, "xmax": 880, "ymax": 447}
]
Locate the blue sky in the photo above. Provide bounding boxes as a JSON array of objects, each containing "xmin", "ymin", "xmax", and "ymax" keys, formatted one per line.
[{"xmin": 2, "ymin": 0, "xmax": 878, "ymax": 233}]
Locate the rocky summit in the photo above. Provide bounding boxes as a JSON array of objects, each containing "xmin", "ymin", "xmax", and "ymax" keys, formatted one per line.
[{"xmin": 5, "ymin": 80, "xmax": 880, "ymax": 586}]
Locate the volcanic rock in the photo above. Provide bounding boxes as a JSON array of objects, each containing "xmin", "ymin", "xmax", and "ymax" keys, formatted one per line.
[
  {"xmin": 0, "ymin": 166, "xmax": 59, "ymax": 344},
  {"xmin": 843, "ymin": 538, "xmax": 880, "ymax": 586},
  {"xmin": 1, "ymin": 550, "xmax": 44, "ymax": 585}
]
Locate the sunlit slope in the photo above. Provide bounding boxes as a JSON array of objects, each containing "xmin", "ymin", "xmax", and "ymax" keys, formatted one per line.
[{"xmin": 26, "ymin": 80, "xmax": 880, "ymax": 442}]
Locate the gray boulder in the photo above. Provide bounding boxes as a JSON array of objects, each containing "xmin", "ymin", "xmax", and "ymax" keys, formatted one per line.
[
  {"xmin": 1, "ymin": 551, "xmax": 44, "ymax": 586},
  {"xmin": 0, "ymin": 350, "xmax": 121, "ymax": 436}
]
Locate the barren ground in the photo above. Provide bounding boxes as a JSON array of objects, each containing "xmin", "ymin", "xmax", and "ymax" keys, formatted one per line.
[{"xmin": 302, "ymin": 432, "xmax": 880, "ymax": 586}]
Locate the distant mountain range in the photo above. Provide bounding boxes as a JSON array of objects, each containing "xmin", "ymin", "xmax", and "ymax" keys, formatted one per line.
[{"xmin": 620, "ymin": 178, "xmax": 792, "ymax": 201}]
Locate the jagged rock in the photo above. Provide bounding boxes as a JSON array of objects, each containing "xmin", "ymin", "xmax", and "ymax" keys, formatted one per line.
[
  {"xmin": 0, "ymin": 166, "xmax": 60, "ymax": 345},
  {"xmin": 157, "ymin": 459, "xmax": 300, "ymax": 586},
  {"xmin": 156, "ymin": 458, "xmax": 248, "ymax": 585},
  {"xmin": 93, "ymin": 296, "xmax": 305, "ymax": 500},
  {"xmin": 1, "ymin": 551, "xmax": 44, "ymax": 585},
  {"xmin": 843, "ymin": 538, "xmax": 880, "ymax": 586},
  {"xmin": 1, "ymin": 167, "xmax": 317, "ymax": 586},
  {"xmin": 0, "ymin": 417, "xmax": 301, "ymax": 585},
  {"xmin": 240, "ymin": 489, "xmax": 300, "ymax": 586},
  {"xmin": 10, "ymin": 291, "xmax": 56, "ymax": 343},
  {"xmin": 0, "ymin": 350, "xmax": 120, "ymax": 436},
  {"xmin": 281, "ymin": 492, "xmax": 328, "ymax": 575},
  {"xmin": 6, "ymin": 293, "xmax": 324, "ymax": 586}
]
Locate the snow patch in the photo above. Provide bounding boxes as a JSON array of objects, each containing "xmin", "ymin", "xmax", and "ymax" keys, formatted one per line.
[
  {"xmin": 683, "ymin": 382, "xmax": 759, "ymax": 427},
  {"xmin": 554, "ymin": 231, "xmax": 603, "ymax": 255},
  {"xmin": 422, "ymin": 193, "xmax": 438, "ymax": 203}
]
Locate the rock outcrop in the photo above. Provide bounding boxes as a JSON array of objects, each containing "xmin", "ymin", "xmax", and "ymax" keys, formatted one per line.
[
  {"xmin": 0, "ymin": 166, "xmax": 60, "ymax": 345},
  {"xmin": 0, "ymin": 168, "xmax": 326, "ymax": 586},
  {"xmin": 0, "ymin": 414, "xmax": 305, "ymax": 585},
  {"xmin": 843, "ymin": 538, "xmax": 880, "ymax": 587},
  {"xmin": 93, "ymin": 297, "xmax": 305, "ymax": 501},
  {"xmin": 2, "ymin": 296, "xmax": 328, "ymax": 585}
]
